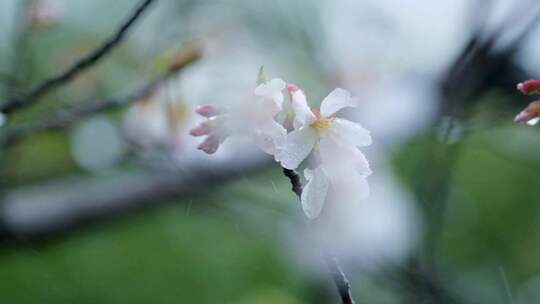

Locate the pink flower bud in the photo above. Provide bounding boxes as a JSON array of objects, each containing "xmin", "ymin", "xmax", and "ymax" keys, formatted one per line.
[
  {"xmin": 189, "ymin": 122, "xmax": 211, "ymax": 136},
  {"xmin": 515, "ymin": 100, "xmax": 540, "ymax": 125},
  {"xmin": 287, "ymin": 84, "xmax": 299, "ymax": 95},
  {"xmin": 517, "ymin": 79, "xmax": 540, "ymax": 95},
  {"xmin": 197, "ymin": 134, "xmax": 221, "ymax": 154},
  {"xmin": 195, "ymin": 104, "xmax": 224, "ymax": 118}
]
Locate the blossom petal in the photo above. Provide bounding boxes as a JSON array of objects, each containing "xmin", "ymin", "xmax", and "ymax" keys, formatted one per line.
[
  {"xmin": 189, "ymin": 122, "xmax": 212, "ymax": 136},
  {"xmin": 319, "ymin": 135, "xmax": 372, "ymax": 179},
  {"xmin": 255, "ymin": 78, "xmax": 286, "ymax": 110},
  {"xmin": 301, "ymin": 167, "xmax": 329, "ymax": 219},
  {"xmin": 342, "ymin": 170, "xmax": 370, "ymax": 200},
  {"xmin": 329, "ymin": 118, "xmax": 371, "ymax": 147},
  {"xmin": 288, "ymin": 84, "xmax": 315, "ymax": 129},
  {"xmin": 195, "ymin": 104, "xmax": 225, "ymax": 118},
  {"xmin": 251, "ymin": 120, "xmax": 287, "ymax": 155},
  {"xmin": 197, "ymin": 134, "xmax": 222, "ymax": 154},
  {"xmin": 275, "ymin": 127, "xmax": 317, "ymax": 169},
  {"xmin": 320, "ymin": 88, "xmax": 357, "ymax": 117}
]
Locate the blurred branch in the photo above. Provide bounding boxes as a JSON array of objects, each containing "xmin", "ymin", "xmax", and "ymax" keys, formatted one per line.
[
  {"xmin": 282, "ymin": 168, "xmax": 356, "ymax": 304},
  {"xmin": 0, "ymin": 0, "xmax": 158, "ymax": 114},
  {"xmin": 4, "ymin": 0, "xmax": 32, "ymax": 98},
  {"xmin": 0, "ymin": 152, "xmax": 271, "ymax": 240},
  {"xmin": 0, "ymin": 43, "xmax": 202, "ymax": 146}
]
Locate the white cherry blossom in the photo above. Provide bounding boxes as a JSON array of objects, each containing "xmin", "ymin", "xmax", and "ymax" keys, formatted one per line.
[
  {"xmin": 191, "ymin": 78, "xmax": 287, "ymax": 154},
  {"xmin": 276, "ymin": 84, "xmax": 372, "ymax": 218}
]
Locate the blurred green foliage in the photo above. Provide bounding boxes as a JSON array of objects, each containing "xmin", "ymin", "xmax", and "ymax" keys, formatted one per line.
[{"xmin": 0, "ymin": 169, "xmax": 312, "ymax": 304}]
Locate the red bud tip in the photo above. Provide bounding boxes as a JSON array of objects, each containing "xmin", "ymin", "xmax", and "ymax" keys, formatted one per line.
[
  {"xmin": 287, "ymin": 84, "xmax": 299, "ymax": 95},
  {"xmin": 517, "ymin": 79, "xmax": 540, "ymax": 95}
]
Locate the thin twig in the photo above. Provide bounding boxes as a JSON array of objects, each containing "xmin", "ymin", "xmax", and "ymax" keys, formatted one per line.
[
  {"xmin": 0, "ymin": 43, "xmax": 202, "ymax": 146},
  {"xmin": 498, "ymin": 266, "xmax": 515, "ymax": 304},
  {"xmin": 0, "ymin": 0, "xmax": 157, "ymax": 114},
  {"xmin": 282, "ymin": 167, "xmax": 356, "ymax": 304}
]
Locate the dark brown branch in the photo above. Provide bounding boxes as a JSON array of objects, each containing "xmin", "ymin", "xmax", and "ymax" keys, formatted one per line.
[
  {"xmin": 325, "ymin": 256, "xmax": 355, "ymax": 304},
  {"xmin": 0, "ymin": 0, "xmax": 157, "ymax": 114},
  {"xmin": 0, "ymin": 43, "xmax": 202, "ymax": 146},
  {"xmin": 281, "ymin": 167, "xmax": 356, "ymax": 304},
  {"xmin": 282, "ymin": 168, "xmax": 302, "ymax": 198}
]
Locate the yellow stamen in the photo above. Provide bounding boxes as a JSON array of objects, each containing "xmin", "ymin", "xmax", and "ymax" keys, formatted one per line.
[{"xmin": 310, "ymin": 117, "xmax": 335, "ymax": 133}]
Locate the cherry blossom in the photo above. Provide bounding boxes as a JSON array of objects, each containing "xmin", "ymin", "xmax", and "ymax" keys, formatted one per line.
[
  {"xmin": 189, "ymin": 104, "xmax": 230, "ymax": 153},
  {"xmin": 275, "ymin": 84, "xmax": 372, "ymax": 218},
  {"xmin": 190, "ymin": 78, "xmax": 287, "ymax": 154}
]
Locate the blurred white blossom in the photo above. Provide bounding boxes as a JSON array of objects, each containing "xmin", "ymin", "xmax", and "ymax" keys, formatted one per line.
[{"xmin": 190, "ymin": 78, "xmax": 287, "ymax": 154}]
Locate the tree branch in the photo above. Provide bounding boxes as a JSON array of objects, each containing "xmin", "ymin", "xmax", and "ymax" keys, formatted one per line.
[
  {"xmin": 282, "ymin": 168, "xmax": 356, "ymax": 304},
  {"xmin": 0, "ymin": 43, "xmax": 202, "ymax": 146},
  {"xmin": 0, "ymin": 152, "xmax": 271, "ymax": 240},
  {"xmin": 0, "ymin": 0, "xmax": 158, "ymax": 114}
]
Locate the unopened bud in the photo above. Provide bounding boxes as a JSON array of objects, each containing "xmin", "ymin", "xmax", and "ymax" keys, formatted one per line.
[
  {"xmin": 197, "ymin": 134, "xmax": 221, "ymax": 154},
  {"xmin": 287, "ymin": 84, "xmax": 299, "ymax": 95},
  {"xmin": 195, "ymin": 104, "xmax": 224, "ymax": 118},
  {"xmin": 189, "ymin": 122, "xmax": 211, "ymax": 136},
  {"xmin": 517, "ymin": 79, "xmax": 540, "ymax": 95},
  {"xmin": 515, "ymin": 100, "xmax": 540, "ymax": 125}
]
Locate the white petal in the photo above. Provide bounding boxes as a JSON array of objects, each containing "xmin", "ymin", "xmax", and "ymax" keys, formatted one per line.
[
  {"xmin": 275, "ymin": 127, "xmax": 317, "ymax": 169},
  {"xmin": 332, "ymin": 170, "xmax": 370, "ymax": 200},
  {"xmin": 329, "ymin": 118, "xmax": 371, "ymax": 147},
  {"xmin": 301, "ymin": 167, "xmax": 329, "ymax": 219},
  {"xmin": 290, "ymin": 89, "xmax": 315, "ymax": 129},
  {"xmin": 527, "ymin": 117, "xmax": 540, "ymax": 126},
  {"xmin": 255, "ymin": 78, "xmax": 286, "ymax": 110},
  {"xmin": 251, "ymin": 120, "xmax": 287, "ymax": 155},
  {"xmin": 319, "ymin": 135, "xmax": 372, "ymax": 179},
  {"xmin": 267, "ymin": 78, "xmax": 286, "ymax": 91},
  {"xmin": 320, "ymin": 88, "xmax": 357, "ymax": 117}
]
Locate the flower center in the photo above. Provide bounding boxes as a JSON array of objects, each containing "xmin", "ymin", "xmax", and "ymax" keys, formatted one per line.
[{"xmin": 310, "ymin": 117, "xmax": 334, "ymax": 133}]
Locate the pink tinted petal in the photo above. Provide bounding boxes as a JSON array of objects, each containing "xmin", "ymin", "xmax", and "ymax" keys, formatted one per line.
[
  {"xmin": 320, "ymin": 88, "xmax": 356, "ymax": 117},
  {"xmin": 197, "ymin": 134, "xmax": 222, "ymax": 154},
  {"xmin": 287, "ymin": 84, "xmax": 315, "ymax": 129},
  {"xmin": 189, "ymin": 122, "xmax": 212, "ymax": 136},
  {"xmin": 514, "ymin": 110, "xmax": 535, "ymax": 124},
  {"xmin": 195, "ymin": 104, "xmax": 225, "ymax": 117}
]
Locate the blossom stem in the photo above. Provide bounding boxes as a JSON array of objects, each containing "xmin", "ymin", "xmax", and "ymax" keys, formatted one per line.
[
  {"xmin": 281, "ymin": 167, "xmax": 356, "ymax": 304},
  {"xmin": 282, "ymin": 168, "xmax": 302, "ymax": 198}
]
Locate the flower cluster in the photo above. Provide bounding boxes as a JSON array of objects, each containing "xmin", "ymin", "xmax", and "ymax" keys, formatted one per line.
[
  {"xmin": 515, "ymin": 79, "xmax": 540, "ymax": 126},
  {"xmin": 190, "ymin": 74, "xmax": 372, "ymax": 219}
]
